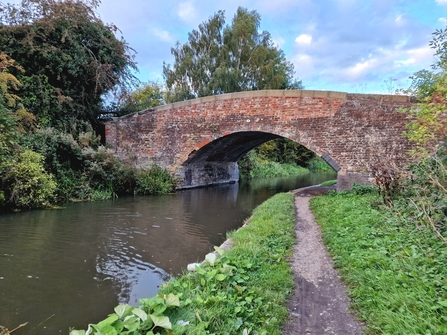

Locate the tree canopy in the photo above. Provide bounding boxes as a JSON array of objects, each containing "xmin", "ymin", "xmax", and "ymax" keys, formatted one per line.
[
  {"xmin": 404, "ymin": 24, "xmax": 447, "ymax": 157},
  {"xmin": 0, "ymin": 0, "xmax": 137, "ymax": 131},
  {"xmin": 163, "ymin": 7, "xmax": 303, "ymax": 103}
]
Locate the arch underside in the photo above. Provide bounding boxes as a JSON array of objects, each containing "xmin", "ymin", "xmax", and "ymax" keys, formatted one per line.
[{"xmin": 184, "ymin": 131, "xmax": 281, "ymax": 165}]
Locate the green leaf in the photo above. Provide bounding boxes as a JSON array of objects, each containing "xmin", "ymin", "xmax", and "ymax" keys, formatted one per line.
[
  {"xmin": 215, "ymin": 273, "xmax": 226, "ymax": 281},
  {"xmin": 205, "ymin": 252, "xmax": 217, "ymax": 266},
  {"xmin": 132, "ymin": 307, "xmax": 148, "ymax": 321},
  {"xmin": 164, "ymin": 293, "xmax": 180, "ymax": 307},
  {"xmin": 438, "ymin": 300, "xmax": 447, "ymax": 307},
  {"xmin": 114, "ymin": 304, "xmax": 133, "ymax": 318},
  {"xmin": 96, "ymin": 314, "xmax": 119, "ymax": 329},
  {"xmin": 149, "ymin": 315, "xmax": 172, "ymax": 330},
  {"xmin": 97, "ymin": 324, "xmax": 118, "ymax": 335},
  {"xmin": 69, "ymin": 330, "xmax": 86, "ymax": 335},
  {"xmin": 214, "ymin": 246, "xmax": 225, "ymax": 256},
  {"xmin": 122, "ymin": 317, "xmax": 140, "ymax": 331}
]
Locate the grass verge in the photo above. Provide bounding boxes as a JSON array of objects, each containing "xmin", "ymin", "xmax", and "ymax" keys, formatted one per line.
[
  {"xmin": 310, "ymin": 192, "xmax": 447, "ymax": 335},
  {"xmin": 69, "ymin": 192, "xmax": 296, "ymax": 335}
]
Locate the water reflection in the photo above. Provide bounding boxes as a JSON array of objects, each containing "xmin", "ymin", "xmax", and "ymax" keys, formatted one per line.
[{"xmin": 0, "ymin": 171, "xmax": 336, "ymax": 334}]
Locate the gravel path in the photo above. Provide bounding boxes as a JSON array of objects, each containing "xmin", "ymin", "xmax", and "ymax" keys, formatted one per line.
[{"xmin": 282, "ymin": 187, "xmax": 364, "ymax": 335}]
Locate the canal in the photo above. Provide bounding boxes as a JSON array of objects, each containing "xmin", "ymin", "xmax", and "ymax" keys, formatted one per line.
[{"xmin": 0, "ymin": 171, "xmax": 336, "ymax": 334}]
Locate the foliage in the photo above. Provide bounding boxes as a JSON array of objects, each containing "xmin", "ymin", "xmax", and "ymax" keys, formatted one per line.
[
  {"xmin": 238, "ymin": 150, "xmax": 309, "ymax": 180},
  {"xmin": 69, "ymin": 293, "xmax": 186, "ymax": 335},
  {"xmin": 238, "ymin": 138, "xmax": 313, "ymax": 179},
  {"xmin": 402, "ymin": 23, "xmax": 447, "ymax": 158},
  {"xmin": 311, "ymin": 193, "xmax": 447, "ymax": 334},
  {"xmin": 163, "ymin": 7, "xmax": 302, "ymax": 103},
  {"xmin": 113, "ymin": 81, "xmax": 165, "ymax": 116},
  {"xmin": 0, "ymin": 51, "xmax": 35, "ymax": 165},
  {"xmin": 320, "ymin": 179, "xmax": 336, "ymax": 186},
  {"xmin": 0, "ymin": 0, "xmax": 137, "ymax": 131},
  {"xmin": 393, "ymin": 145, "xmax": 447, "ymax": 242},
  {"xmin": 257, "ymin": 138, "xmax": 314, "ymax": 166},
  {"xmin": 160, "ymin": 192, "xmax": 296, "ymax": 334},
  {"xmin": 135, "ymin": 165, "xmax": 177, "ymax": 195},
  {"xmin": 306, "ymin": 156, "xmax": 333, "ymax": 171},
  {"xmin": 1, "ymin": 149, "xmax": 56, "ymax": 209}
]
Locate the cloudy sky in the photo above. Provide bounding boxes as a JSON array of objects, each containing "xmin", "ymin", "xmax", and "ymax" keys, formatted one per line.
[{"xmin": 10, "ymin": 0, "xmax": 447, "ymax": 93}]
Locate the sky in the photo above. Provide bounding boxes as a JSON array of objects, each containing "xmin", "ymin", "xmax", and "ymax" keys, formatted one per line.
[{"xmin": 7, "ymin": 0, "xmax": 447, "ymax": 94}]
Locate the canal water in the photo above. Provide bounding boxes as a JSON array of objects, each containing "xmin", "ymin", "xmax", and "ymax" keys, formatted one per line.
[{"xmin": 0, "ymin": 171, "xmax": 336, "ymax": 334}]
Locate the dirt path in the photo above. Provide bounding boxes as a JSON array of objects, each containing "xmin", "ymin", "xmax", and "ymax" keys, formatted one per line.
[{"xmin": 282, "ymin": 187, "xmax": 364, "ymax": 335}]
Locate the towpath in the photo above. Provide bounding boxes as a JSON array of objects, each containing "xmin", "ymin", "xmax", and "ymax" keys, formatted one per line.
[{"xmin": 282, "ymin": 186, "xmax": 364, "ymax": 335}]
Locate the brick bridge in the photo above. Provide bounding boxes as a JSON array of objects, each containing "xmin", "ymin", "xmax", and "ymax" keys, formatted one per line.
[{"xmin": 105, "ymin": 90, "xmax": 415, "ymax": 190}]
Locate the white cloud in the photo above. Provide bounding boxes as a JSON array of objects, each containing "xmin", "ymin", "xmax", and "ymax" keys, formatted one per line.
[
  {"xmin": 346, "ymin": 58, "xmax": 378, "ymax": 79},
  {"xmin": 151, "ymin": 28, "xmax": 174, "ymax": 43},
  {"xmin": 436, "ymin": 0, "xmax": 447, "ymax": 5},
  {"xmin": 295, "ymin": 34, "xmax": 312, "ymax": 45},
  {"xmin": 177, "ymin": 1, "xmax": 197, "ymax": 23}
]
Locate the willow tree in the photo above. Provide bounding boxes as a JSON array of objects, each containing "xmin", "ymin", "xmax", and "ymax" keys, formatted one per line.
[
  {"xmin": 0, "ymin": 0, "xmax": 137, "ymax": 132},
  {"xmin": 163, "ymin": 7, "xmax": 302, "ymax": 103}
]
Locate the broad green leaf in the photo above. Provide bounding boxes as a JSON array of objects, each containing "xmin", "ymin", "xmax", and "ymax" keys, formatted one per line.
[
  {"xmin": 97, "ymin": 324, "xmax": 118, "ymax": 335},
  {"xmin": 205, "ymin": 252, "xmax": 217, "ymax": 265},
  {"xmin": 214, "ymin": 246, "xmax": 225, "ymax": 256},
  {"xmin": 438, "ymin": 300, "xmax": 447, "ymax": 307},
  {"xmin": 114, "ymin": 304, "xmax": 132, "ymax": 318},
  {"xmin": 153, "ymin": 304, "xmax": 167, "ymax": 316},
  {"xmin": 132, "ymin": 307, "xmax": 148, "ymax": 321},
  {"xmin": 69, "ymin": 330, "xmax": 86, "ymax": 335},
  {"xmin": 149, "ymin": 314, "xmax": 172, "ymax": 329},
  {"xmin": 123, "ymin": 317, "xmax": 140, "ymax": 331},
  {"xmin": 164, "ymin": 293, "xmax": 180, "ymax": 307},
  {"xmin": 96, "ymin": 314, "xmax": 119, "ymax": 329},
  {"xmin": 215, "ymin": 273, "xmax": 226, "ymax": 281}
]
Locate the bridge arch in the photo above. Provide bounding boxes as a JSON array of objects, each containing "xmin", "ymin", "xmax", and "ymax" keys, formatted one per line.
[{"xmin": 105, "ymin": 90, "xmax": 415, "ymax": 190}]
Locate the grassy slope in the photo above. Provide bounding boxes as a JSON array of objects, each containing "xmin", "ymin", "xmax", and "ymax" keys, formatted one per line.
[{"xmin": 311, "ymin": 193, "xmax": 447, "ymax": 335}]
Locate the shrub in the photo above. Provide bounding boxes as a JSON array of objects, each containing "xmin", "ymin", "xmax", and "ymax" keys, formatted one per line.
[
  {"xmin": 135, "ymin": 165, "xmax": 177, "ymax": 195},
  {"xmin": 1, "ymin": 149, "xmax": 56, "ymax": 209}
]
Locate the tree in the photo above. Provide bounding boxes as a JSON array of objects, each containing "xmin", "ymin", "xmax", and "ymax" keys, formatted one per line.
[
  {"xmin": 113, "ymin": 81, "xmax": 165, "ymax": 116},
  {"xmin": 404, "ymin": 25, "xmax": 447, "ymax": 158},
  {"xmin": 0, "ymin": 0, "xmax": 137, "ymax": 132},
  {"xmin": 163, "ymin": 7, "xmax": 302, "ymax": 103}
]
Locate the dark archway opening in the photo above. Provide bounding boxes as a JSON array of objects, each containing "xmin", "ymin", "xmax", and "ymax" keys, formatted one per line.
[{"xmin": 178, "ymin": 131, "xmax": 337, "ymax": 189}]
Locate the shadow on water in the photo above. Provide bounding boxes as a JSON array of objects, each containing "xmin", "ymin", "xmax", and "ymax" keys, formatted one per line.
[{"xmin": 0, "ymin": 171, "xmax": 336, "ymax": 334}]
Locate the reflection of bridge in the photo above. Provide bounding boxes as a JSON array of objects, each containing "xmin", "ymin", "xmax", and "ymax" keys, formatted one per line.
[{"xmin": 105, "ymin": 90, "xmax": 415, "ymax": 190}]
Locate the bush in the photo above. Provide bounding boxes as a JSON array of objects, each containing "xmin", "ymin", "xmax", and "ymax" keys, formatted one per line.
[
  {"xmin": 135, "ymin": 165, "xmax": 177, "ymax": 195},
  {"xmin": 81, "ymin": 146, "xmax": 137, "ymax": 197},
  {"xmin": 306, "ymin": 157, "xmax": 332, "ymax": 171},
  {"xmin": 238, "ymin": 150, "xmax": 308, "ymax": 179},
  {"xmin": 1, "ymin": 149, "xmax": 56, "ymax": 209}
]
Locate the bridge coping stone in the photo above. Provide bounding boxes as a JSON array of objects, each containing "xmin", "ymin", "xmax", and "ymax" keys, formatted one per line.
[{"xmin": 141, "ymin": 90, "xmax": 414, "ymax": 115}]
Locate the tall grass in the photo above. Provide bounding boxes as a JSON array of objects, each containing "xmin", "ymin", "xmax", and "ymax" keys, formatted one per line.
[{"xmin": 311, "ymin": 192, "xmax": 447, "ymax": 334}]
